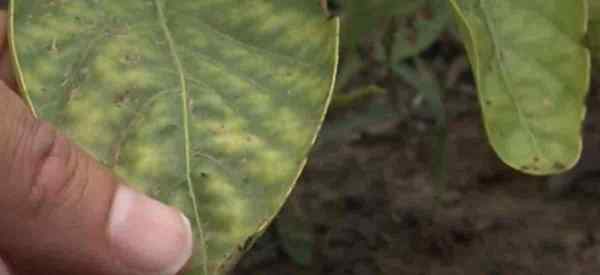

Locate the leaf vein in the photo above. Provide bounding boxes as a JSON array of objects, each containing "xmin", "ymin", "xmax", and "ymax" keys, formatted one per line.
[
  {"xmin": 479, "ymin": 0, "xmax": 544, "ymax": 161},
  {"xmin": 155, "ymin": 1, "xmax": 209, "ymax": 274}
]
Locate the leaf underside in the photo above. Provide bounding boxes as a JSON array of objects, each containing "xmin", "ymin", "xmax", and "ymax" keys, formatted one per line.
[
  {"xmin": 449, "ymin": 0, "xmax": 590, "ymax": 175},
  {"xmin": 10, "ymin": 1, "xmax": 338, "ymax": 274}
]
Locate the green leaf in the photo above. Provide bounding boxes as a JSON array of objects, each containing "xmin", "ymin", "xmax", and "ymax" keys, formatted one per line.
[
  {"xmin": 10, "ymin": 1, "xmax": 339, "ymax": 274},
  {"xmin": 393, "ymin": 59, "xmax": 447, "ymax": 184},
  {"xmin": 449, "ymin": 0, "xmax": 590, "ymax": 175},
  {"xmin": 341, "ymin": 0, "xmax": 425, "ymax": 49},
  {"xmin": 390, "ymin": 0, "xmax": 451, "ymax": 62}
]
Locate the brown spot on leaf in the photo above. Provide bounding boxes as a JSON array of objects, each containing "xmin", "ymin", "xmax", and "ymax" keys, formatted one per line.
[{"xmin": 553, "ymin": 162, "xmax": 566, "ymax": 170}]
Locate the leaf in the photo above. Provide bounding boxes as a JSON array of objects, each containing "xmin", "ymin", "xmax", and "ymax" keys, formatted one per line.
[
  {"xmin": 449, "ymin": 0, "xmax": 590, "ymax": 175},
  {"xmin": 393, "ymin": 59, "xmax": 447, "ymax": 185},
  {"xmin": 317, "ymin": 93, "xmax": 397, "ymax": 145},
  {"xmin": 9, "ymin": 1, "xmax": 339, "ymax": 274},
  {"xmin": 390, "ymin": 0, "xmax": 451, "ymax": 62},
  {"xmin": 341, "ymin": 0, "xmax": 426, "ymax": 50}
]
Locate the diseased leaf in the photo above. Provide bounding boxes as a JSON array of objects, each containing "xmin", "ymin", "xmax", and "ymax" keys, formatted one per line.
[
  {"xmin": 9, "ymin": 1, "xmax": 339, "ymax": 274},
  {"xmin": 449, "ymin": 0, "xmax": 590, "ymax": 175}
]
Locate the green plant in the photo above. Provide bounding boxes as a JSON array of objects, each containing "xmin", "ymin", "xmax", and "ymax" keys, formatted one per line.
[
  {"xmin": 6, "ymin": 0, "xmax": 598, "ymax": 274},
  {"xmin": 333, "ymin": 0, "xmax": 591, "ymax": 176}
]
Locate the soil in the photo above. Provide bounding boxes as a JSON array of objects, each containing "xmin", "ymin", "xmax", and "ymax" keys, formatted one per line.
[{"xmin": 231, "ymin": 40, "xmax": 600, "ymax": 275}]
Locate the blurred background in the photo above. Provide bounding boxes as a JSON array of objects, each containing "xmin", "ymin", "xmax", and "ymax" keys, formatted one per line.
[{"xmin": 232, "ymin": 1, "xmax": 600, "ymax": 274}]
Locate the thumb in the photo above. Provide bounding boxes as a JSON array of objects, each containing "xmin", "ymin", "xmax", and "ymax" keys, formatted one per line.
[{"xmin": 0, "ymin": 83, "xmax": 192, "ymax": 275}]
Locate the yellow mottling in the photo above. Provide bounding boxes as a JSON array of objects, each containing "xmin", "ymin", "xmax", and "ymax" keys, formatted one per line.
[
  {"xmin": 246, "ymin": 149, "xmax": 293, "ymax": 184},
  {"xmin": 543, "ymin": 98, "xmax": 552, "ymax": 107},
  {"xmin": 132, "ymin": 144, "xmax": 163, "ymax": 176}
]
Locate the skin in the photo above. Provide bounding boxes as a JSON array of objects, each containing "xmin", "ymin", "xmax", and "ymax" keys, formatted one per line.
[{"xmin": 0, "ymin": 7, "xmax": 191, "ymax": 275}]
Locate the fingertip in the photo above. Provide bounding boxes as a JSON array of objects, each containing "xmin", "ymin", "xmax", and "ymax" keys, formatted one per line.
[{"xmin": 108, "ymin": 185, "xmax": 193, "ymax": 275}]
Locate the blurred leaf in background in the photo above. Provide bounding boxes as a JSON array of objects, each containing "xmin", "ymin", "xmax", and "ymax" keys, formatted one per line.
[
  {"xmin": 275, "ymin": 199, "xmax": 315, "ymax": 267},
  {"xmin": 389, "ymin": 0, "xmax": 451, "ymax": 63},
  {"xmin": 393, "ymin": 59, "xmax": 448, "ymax": 189},
  {"xmin": 327, "ymin": 0, "xmax": 452, "ymax": 148},
  {"xmin": 341, "ymin": 0, "xmax": 426, "ymax": 50},
  {"xmin": 589, "ymin": 0, "xmax": 600, "ymax": 63},
  {"xmin": 334, "ymin": 0, "xmax": 451, "ymax": 106}
]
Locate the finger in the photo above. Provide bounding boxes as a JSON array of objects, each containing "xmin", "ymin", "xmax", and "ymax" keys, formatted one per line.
[
  {"xmin": 0, "ymin": 7, "xmax": 20, "ymax": 91},
  {"xmin": 0, "ymin": 46, "xmax": 17, "ymax": 91},
  {"xmin": 0, "ymin": 82, "xmax": 192, "ymax": 275}
]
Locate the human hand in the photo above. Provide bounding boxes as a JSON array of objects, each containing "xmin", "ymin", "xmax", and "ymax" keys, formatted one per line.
[{"xmin": 0, "ymin": 4, "xmax": 193, "ymax": 275}]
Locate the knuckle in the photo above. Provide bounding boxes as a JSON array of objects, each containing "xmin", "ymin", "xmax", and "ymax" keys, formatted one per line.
[{"xmin": 25, "ymin": 122, "xmax": 87, "ymax": 215}]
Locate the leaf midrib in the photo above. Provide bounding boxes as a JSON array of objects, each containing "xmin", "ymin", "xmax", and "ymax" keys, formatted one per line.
[
  {"xmin": 479, "ymin": 0, "xmax": 544, "ymax": 163},
  {"xmin": 155, "ymin": 0, "xmax": 208, "ymax": 274}
]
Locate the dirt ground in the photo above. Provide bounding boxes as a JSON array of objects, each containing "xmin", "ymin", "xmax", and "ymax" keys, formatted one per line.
[{"xmin": 232, "ymin": 40, "xmax": 600, "ymax": 275}]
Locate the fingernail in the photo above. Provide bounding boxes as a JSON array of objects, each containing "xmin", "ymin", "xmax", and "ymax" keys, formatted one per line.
[
  {"xmin": 0, "ymin": 258, "xmax": 11, "ymax": 275},
  {"xmin": 108, "ymin": 185, "xmax": 193, "ymax": 275}
]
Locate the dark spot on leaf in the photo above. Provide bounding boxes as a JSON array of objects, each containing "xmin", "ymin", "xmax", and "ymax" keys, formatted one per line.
[
  {"xmin": 485, "ymin": 100, "xmax": 492, "ymax": 106},
  {"xmin": 533, "ymin": 157, "xmax": 540, "ymax": 163},
  {"xmin": 240, "ymin": 233, "xmax": 258, "ymax": 252},
  {"xmin": 113, "ymin": 90, "xmax": 133, "ymax": 105},
  {"xmin": 200, "ymin": 172, "xmax": 209, "ymax": 178},
  {"xmin": 158, "ymin": 124, "xmax": 178, "ymax": 136},
  {"xmin": 553, "ymin": 162, "xmax": 566, "ymax": 170}
]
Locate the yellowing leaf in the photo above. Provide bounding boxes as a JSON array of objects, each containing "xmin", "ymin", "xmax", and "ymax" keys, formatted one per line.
[
  {"xmin": 449, "ymin": 0, "xmax": 590, "ymax": 175},
  {"xmin": 10, "ymin": 1, "xmax": 339, "ymax": 274}
]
